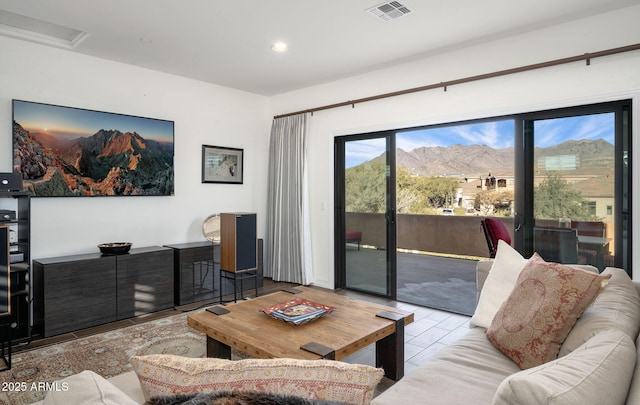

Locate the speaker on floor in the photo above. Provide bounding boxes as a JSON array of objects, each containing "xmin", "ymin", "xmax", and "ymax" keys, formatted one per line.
[{"xmin": 220, "ymin": 212, "xmax": 257, "ymax": 272}]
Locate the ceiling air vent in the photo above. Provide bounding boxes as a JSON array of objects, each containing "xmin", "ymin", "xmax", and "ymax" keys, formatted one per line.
[{"xmin": 367, "ymin": 1, "xmax": 412, "ymax": 22}]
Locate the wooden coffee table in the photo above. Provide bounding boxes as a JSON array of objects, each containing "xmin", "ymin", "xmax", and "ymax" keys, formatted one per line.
[{"xmin": 187, "ymin": 286, "xmax": 414, "ymax": 380}]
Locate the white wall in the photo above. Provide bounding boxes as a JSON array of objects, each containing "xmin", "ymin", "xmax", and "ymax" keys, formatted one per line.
[
  {"xmin": 270, "ymin": 5, "xmax": 640, "ymax": 287},
  {"xmin": 0, "ymin": 36, "xmax": 271, "ymax": 260}
]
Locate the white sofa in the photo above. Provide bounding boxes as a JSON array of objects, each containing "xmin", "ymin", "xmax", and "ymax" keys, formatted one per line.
[
  {"xmin": 35, "ymin": 371, "xmax": 144, "ymax": 405},
  {"xmin": 372, "ymin": 261, "xmax": 640, "ymax": 404}
]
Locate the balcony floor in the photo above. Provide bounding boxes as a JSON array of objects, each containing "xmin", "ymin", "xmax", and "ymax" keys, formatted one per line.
[{"xmin": 346, "ymin": 246, "xmax": 479, "ymax": 316}]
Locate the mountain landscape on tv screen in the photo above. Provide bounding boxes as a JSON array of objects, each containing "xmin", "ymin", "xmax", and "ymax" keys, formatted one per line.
[{"xmin": 13, "ymin": 121, "xmax": 174, "ymax": 197}]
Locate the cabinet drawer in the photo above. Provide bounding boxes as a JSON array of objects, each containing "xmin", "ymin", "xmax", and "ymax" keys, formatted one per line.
[
  {"xmin": 42, "ymin": 256, "xmax": 117, "ymax": 337},
  {"xmin": 116, "ymin": 248, "xmax": 174, "ymax": 319}
]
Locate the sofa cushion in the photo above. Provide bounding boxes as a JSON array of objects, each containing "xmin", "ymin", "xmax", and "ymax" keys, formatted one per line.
[
  {"xmin": 371, "ymin": 327, "xmax": 521, "ymax": 405},
  {"xmin": 43, "ymin": 370, "xmax": 138, "ymax": 405},
  {"xmin": 130, "ymin": 354, "xmax": 383, "ymax": 405},
  {"xmin": 624, "ymin": 333, "xmax": 640, "ymax": 404},
  {"xmin": 106, "ymin": 371, "xmax": 145, "ymax": 404},
  {"xmin": 471, "ymin": 240, "xmax": 528, "ymax": 328},
  {"xmin": 492, "ymin": 330, "xmax": 635, "ymax": 405},
  {"xmin": 487, "ymin": 254, "xmax": 610, "ymax": 369},
  {"xmin": 559, "ymin": 267, "xmax": 640, "ymax": 357}
]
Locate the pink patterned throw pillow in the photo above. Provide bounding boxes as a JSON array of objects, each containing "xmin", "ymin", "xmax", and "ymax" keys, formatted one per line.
[
  {"xmin": 130, "ymin": 354, "xmax": 384, "ymax": 405},
  {"xmin": 486, "ymin": 253, "xmax": 610, "ymax": 370}
]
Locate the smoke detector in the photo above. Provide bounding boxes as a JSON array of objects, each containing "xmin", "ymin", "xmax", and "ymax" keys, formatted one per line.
[{"xmin": 366, "ymin": 1, "xmax": 412, "ymax": 21}]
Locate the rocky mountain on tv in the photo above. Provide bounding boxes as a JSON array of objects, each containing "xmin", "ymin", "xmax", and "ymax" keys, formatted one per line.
[{"xmin": 13, "ymin": 121, "xmax": 174, "ymax": 196}]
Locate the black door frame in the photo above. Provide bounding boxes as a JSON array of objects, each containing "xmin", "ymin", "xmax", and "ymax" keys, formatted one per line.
[
  {"xmin": 514, "ymin": 99, "xmax": 632, "ymax": 272},
  {"xmin": 334, "ymin": 131, "xmax": 397, "ymax": 298}
]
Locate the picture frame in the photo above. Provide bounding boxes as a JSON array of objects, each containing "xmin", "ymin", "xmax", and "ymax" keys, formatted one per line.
[
  {"xmin": 12, "ymin": 99, "xmax": 174, "ymax": 197},
  {"xmin": 202, "ymin": 145, "xmax": 244, "ymax": 184}
]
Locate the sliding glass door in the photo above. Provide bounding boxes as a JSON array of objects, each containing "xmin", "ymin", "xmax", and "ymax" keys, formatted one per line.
[
  {"xmin": 516, "ymin": 101, "xmax": 631, "ymax": 272},
  {"xmin": 335, "ymin": 99, "xmax": 632, "ymax": 307},
  {"xmin": 335, "ymin": 133, "xmax": 396, "ymax": 297}
]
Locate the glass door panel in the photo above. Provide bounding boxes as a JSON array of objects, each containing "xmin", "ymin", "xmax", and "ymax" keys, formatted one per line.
[
  {"xmin": 394, "ymin": 120, "xmax": 514, "ymax": 314},
  {"xmin": 531, "ymin": 113, "xmax": 615, "ymax": 270},
  {"xmin": 342, "ymin": 136, "xmax": 393, "ymax": 296}
]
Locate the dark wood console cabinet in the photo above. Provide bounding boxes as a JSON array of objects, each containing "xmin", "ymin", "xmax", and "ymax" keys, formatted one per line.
[{"xmin": 33, "ymin": 246, "xmax": 173, "ymax": 337}]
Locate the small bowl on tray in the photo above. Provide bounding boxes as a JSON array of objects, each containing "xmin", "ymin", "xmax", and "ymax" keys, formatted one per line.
[{"xmin": 98, "ymin": 242, "xmax": 132, "ymax": 255}]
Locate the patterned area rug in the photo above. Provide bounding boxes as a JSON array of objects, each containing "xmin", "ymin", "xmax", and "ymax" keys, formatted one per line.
[{"xmin": 0, "ymin": 311, "xmax": 207, "ymax": 405}]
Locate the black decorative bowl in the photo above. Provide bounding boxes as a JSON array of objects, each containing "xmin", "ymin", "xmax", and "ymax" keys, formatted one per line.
[{"xmin": 98, "ymin": 242, "xmax": 132, "ymax": 255}]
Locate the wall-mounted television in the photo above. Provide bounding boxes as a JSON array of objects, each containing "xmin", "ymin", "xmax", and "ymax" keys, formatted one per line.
[{"xmin": 12, "ymin": 100, "xmax": 174, "ymax": 197}]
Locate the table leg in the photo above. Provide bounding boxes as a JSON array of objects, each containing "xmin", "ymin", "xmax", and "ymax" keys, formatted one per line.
[
  {"xmin": 207, "ymin": 336, "xmax": 231, "ymax": 359},
  {"xmin": 596, "ymin": 243, "xmax": 610, "ymax": 271},
  {"xmin": 375, "ymin": 312, "xmax": 405, "ymax": 381},
  {"xmin": 0, "ymin": 327, "xmax": 11, "ymax": 371}
]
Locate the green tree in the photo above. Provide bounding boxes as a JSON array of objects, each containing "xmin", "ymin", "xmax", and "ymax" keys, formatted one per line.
[
  {"xmin": 534, "ymin": 174, "xmax": 599, "ymax": 221},
  {"xmin": 397, "ymin": 168, "xmax": 459, "ymax": 214},
  {"xmin": 474, "ymin": 189, "xmax": 514, "ymax": 216},
  {"xmin": 396, "ymin": 166, "xmax": 421, "ymax": 213},
  {"xmin": 345, "ymin": 161, "xmax": 386, "ymax": 213},
  {"xmin": 417, "ymin": 176, "xmax": 459, "ymax": 209},
  {"xmin": 346, "ymin": 163, "xmax": 460, "ymax": 214}
]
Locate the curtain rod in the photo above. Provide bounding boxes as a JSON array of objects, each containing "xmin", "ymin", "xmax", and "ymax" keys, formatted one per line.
[{"xmin": 273, "ymin": 43, "xmax": 640, "ymax": 119}]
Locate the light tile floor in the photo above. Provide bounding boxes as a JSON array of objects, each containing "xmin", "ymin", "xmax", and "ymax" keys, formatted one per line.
[
  {"xmin": 340, "ymin": 299, "xmax": 471, "ymax": 376},
  {"xmin": 399, "ymin": 301, "xmax": 471, "ymax": 375}
]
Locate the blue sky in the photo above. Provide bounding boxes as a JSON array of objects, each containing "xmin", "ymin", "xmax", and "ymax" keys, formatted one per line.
[
  {"xmin": 13, "ymin": 100, "xmax": 174, "ymax": 143},
  {"xmin": 345, "ymin": 113, "xmax": 614, "ymax": 168}
]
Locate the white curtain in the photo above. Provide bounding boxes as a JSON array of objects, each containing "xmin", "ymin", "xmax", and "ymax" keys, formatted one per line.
[{"xmin": 265, "ymin": 113, "xmax": 312, "ymax": 284}]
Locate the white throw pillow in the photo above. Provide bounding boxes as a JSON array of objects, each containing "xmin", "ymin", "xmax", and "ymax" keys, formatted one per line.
[
  {"xmin": 43, "ymin": 370, "xmax": 138, "ymax": 405},
  {"xmin": 470, "ymin": 240, "xmax": 527, "ymax": 328}
]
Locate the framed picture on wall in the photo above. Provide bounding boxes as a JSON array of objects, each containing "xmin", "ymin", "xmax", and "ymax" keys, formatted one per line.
[
  {"xmin": 202, "ymin": 145, "xmax": 244, "ymax": 184},
  {"xmin": 12, "ymin": 99, "xmax": 175, "ymax": 197}
]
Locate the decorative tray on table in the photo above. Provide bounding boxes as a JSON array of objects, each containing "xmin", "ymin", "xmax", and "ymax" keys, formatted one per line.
[{"xmin": 261, "ymin": 298, "xmax": 336, "ymax": 326}]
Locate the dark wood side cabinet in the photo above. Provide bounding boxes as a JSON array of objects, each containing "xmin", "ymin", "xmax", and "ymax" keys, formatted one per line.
[
  {"xmin": 33, "ymin": 246, "xmax": 173, "ymax": 337},
  {"xmin": 166, "ymin": 239, "xmax": 264, "ymax": 306},
  {"xmin": 165, "ymin": 241, "xmax": 219, "ymax": 306}
]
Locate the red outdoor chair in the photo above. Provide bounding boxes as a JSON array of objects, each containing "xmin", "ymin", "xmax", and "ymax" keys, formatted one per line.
[
  {"xmin": 345, "ymin": 230, "xmax": 362, "ymax": 250},
  {"xmin": 481, "ymin": 218, "xmax": 511, "ymax": 258}
]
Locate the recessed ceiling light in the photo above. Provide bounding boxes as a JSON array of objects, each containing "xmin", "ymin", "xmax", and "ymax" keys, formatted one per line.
[{"xmin": 271, "ymin": 42, "xmax": 288, "ymax": 52}]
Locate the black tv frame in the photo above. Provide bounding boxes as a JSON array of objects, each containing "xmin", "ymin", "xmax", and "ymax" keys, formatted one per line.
[{"xmin": 12, "ymin": 99, "xmax": 175, "ymax": 197}]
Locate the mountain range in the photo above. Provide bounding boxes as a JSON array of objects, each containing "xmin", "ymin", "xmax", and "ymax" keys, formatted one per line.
[
  {"xmin": 389, "ymin": 139, "xmax": 614, "ymax": 177},
  {"xmin": 13, "ymin": 121, "xmax": 174, "ymax": 196}
]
